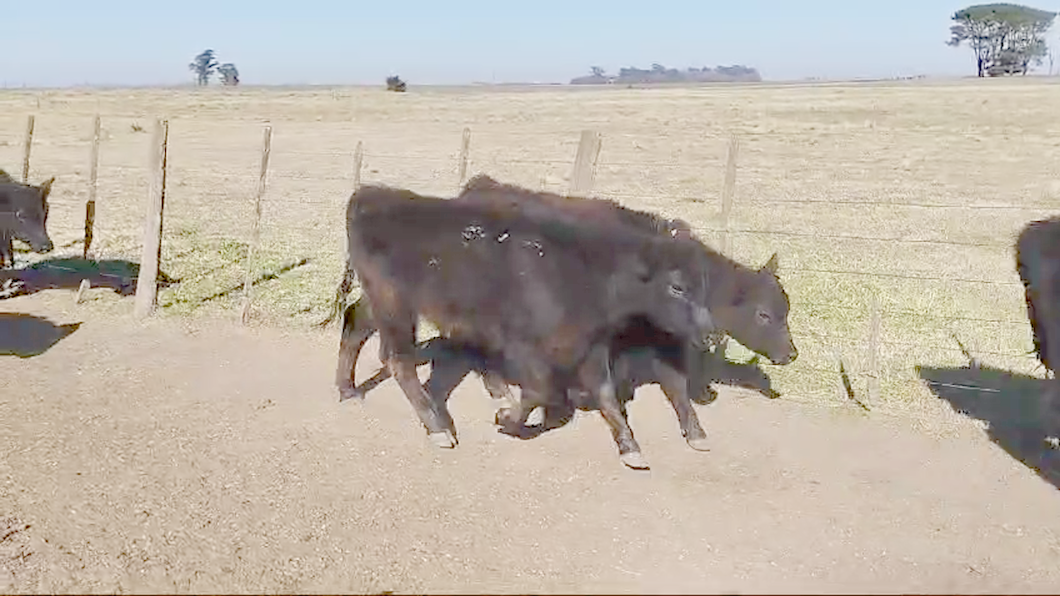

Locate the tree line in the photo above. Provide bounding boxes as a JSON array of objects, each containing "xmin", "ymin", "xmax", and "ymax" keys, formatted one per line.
[{"xmin": 571, "ymin": 64, "xmax": 761, "ymax": 85}]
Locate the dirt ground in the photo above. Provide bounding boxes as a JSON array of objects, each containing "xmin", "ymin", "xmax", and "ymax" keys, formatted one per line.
[{"xmin": 4, "ymin": 293, "xmax": 1060, "ymax": 594}]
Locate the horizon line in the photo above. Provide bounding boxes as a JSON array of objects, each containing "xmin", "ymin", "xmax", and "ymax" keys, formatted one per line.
[{"xmin": 0, "ymin": 73, "xmax": 1011, "ymax": 93}]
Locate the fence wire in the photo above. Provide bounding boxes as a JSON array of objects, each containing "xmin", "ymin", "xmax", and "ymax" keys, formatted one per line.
[{"xmin": 0, "ymin": 109, "xmax": 1053, "ymax": 417}]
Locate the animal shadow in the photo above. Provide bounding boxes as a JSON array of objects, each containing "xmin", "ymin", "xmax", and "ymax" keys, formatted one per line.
[
  {"xmin": 917, "ymin": 364, "xmax": 1060, "ymax": 489},
  {"xmin": 0, "ymin": 313, "xmax": 81, "ymax": 358},
  {"xmin": 0, "ymin": 257, "xmax": 178, "ymax": 299}
]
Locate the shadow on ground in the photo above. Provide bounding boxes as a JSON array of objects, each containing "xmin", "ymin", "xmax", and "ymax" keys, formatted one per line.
[
  {"xmin": 194, "ymin": 258, "xmax": 309, "ymax": 304},
  {"xmin": 918, "ymin": 364, "xmax": 1060, "ymax": 490},
  {"xmin": 0, "ymin": 313, "xmax": 81, "ymax": 358},
  {"xmin": 0, "ymin": 257, "xmax": 178, "ymax": 299}
]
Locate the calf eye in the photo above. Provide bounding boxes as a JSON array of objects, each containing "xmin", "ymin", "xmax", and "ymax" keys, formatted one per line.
[
  {"xmin": 757, "ymin": 310, "xmax": 772, "ymax": 324},
  {"xmin": 668, "ymin": 283, "xmax": 686, "ymax": 298}
]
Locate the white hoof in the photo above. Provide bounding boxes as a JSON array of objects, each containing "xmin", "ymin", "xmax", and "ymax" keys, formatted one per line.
[
  {"xmin": 686, "ymin": 437, "xmax": 711, "ymax": 452},
  {"xmin": 428, "ymin": 431, "xmax": 456, "ymax": 449},
  {"xmin": 620, "ymin": 451, "xmax": 650, "ymax": 470},
  {"xmin": 526, "ymin": 407, "xmax": 544, "ymax": 426}
]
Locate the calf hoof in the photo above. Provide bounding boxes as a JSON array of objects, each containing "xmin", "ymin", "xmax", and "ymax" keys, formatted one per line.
[
  {"xmin": 619, "ymin": 451, "xmax": 650, "ymax": 470},
  {"xmin": 428, "ymin": 430, "xmax": 457, "ymax": 449},
  {"xmin": 691, "ymin": 387, "xmax": 719, "ymax": 405},
  {"xmin": 520, "ymin": 407, "xmax": 541, "ymax": 427},
  {"xmin": 338, "ymin": 385, "xmax": 364, "ymax": 402},
  {"xmin": 686, "ymin": 437, "xmax": 711, "ymax": 452},
  {"xmin": 495, "ymin": 406, "xmax": 520, "ymax": 428}
]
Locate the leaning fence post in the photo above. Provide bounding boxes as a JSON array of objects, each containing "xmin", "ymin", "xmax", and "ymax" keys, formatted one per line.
[
  {"xmin": 568, "ymin": 130, "xmax": 602, "ymax": 197},
  {"xmin": 456, "ymin": 127, "xmax": 471, "ymax": 190},
  {"xmin": 240, "ymin": 125, "xmax": 273, "ymax": 325},
  {"xmin": 133, "ymin": 119, "xmax": 169, "ymax": 319},
  {"xmin": 84, "ymin": 115, "xmax": 101, "ymax": 259},
  {"xmin": 719, "ymin": 133, "xmax": 739, "ymax": 256},
  {"xmin": 351, "ymin": 141, "xmax": 364, "ymax": 191},
  {"xmin": 21, "ymin": 115, "xmax": 35, "ymax": 183},
  {"xmin": 866, "ymin": 295, "xmax": 882, "ymax": 407}
]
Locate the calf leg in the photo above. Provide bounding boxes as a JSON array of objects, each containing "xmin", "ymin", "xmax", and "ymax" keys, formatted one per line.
[
  {"xmin": 654, "ymin": 357, "xmax": 710, "ymax": 451},
  {"xmin": 369, "ymin": 297, "xmax": 457, "ymax": 448},
  {"xmin": 480, "ymin": 369, "xmax": 517, "ymax": 410},
  {"xmin": 419, "ymin": 338, "xmax": 484, "ymax": 434},
  {"xmin": 335, "ymin": 296, "xmax": 379, "ymax": 401},
  {"xmin": 0, "ymin": 232, "xmax": 11, "ymax": 269},
  {"xmin": 387, "ymin": 347, "xmax": 458, "ymax": 448},
  {"xmin": 494, "ymin": 354, "xmax": 568, "ymax": 439},
  {"xmin": 581, "ymin": 344, "xmax": 648, "ymax": 470}
]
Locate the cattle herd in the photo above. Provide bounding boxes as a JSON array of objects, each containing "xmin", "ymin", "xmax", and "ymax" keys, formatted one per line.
[{"xmin": 3, "ymin": 163, "xmax": 1060, "ymax": 469}]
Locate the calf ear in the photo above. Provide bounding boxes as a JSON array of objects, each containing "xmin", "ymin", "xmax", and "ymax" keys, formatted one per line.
[
  {"xmin": 760, "ymin": 253, "xmax": 780, "ymax": 275},
  {"xmin": 38, "ymin": 177, "xmax": 56, "ymax": 200},
  {"xmin": 461, "ymin": 174, "xmax": 500, "ymax": 195},
  {"xmin": 669, "ymin": 218, "xmax": 693, "ymax": 240}
]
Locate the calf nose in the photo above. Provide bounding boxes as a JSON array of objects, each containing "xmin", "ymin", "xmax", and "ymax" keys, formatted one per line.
[
  {"xmin": 768, "ymin": 344, "xmax": 798, "ymax": 366},
  {"xmin": 693, "ymin": 305, "xmax": 714, "ymax": 333}
]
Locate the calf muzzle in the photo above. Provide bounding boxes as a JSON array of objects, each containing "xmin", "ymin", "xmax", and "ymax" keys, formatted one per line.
[
  {"xmin": 769, "ymin": 343, "xmax": 798, "ymax": 365},
  {"xmin": 691, "ymin": 305, "xmax": 717, "ymax": 348}
]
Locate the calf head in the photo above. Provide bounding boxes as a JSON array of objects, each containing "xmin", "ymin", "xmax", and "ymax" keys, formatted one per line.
[
  {"xmin": 615, "ymin": 238, "xmax": 715, "ymax": 349},
  {"xmin": 0, "ymin": 177, "xmax": 55, "ymax": 255},
  {"xmin": 715, "ymin": 253, "xmax": 798, "ymax": 365}
]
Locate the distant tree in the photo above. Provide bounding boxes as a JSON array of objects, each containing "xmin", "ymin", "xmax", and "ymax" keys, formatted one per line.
[
  {"xmin": 590, "ymin": 65, "xmax": 606, "ymax": 77},
  {"xmin": 218, "ymin": 63, "xmax": 240, "ymax": 86},
  {"xmin": 948, "ymin": 3, "xmax": 1057, "ymax": 77},
  {"xmin": 386, "ymin": 75, "xmax": 407, "ymax": 92},
  {"xmin": 189, "ymin": 49, "xmax": 219, "ymax": 86}
]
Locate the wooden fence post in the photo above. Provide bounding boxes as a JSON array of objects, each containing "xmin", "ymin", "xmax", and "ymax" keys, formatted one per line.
[
  {"xmin": 719, "ymin": 133, "xmax": 739, "ymax": 256},
  {"xmin": 240, "ymin": 125, "xmax": 273, "ymax": 325},
  {"xmin": 133, "ymin": 119, "xmax": 169, "ymax": 319},
  {"xmin": 84, "ymin": 115, "xmax": 101, "ymax": 259},
  {"xmin": 568, "ymin": 130, "xmax": 602, "ymax": 197},
  {"xmin": 457, "ymin": 127, "xmax": 471, "ymax": 190},
  {"xmin": 21, "ymin": 115, "xmax": 35, "ymax": 183},
  {"xmin": 866, "ymin": 295, "xmax": 882, "ymax": 407},
  {"xmin": 351, "ymin": 141, "xmax": 364, "ymax": 191}
]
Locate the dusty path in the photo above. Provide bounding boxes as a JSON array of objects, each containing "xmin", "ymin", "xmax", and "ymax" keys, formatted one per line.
[{"xmin": 3, "ymin": 295, "xmax": 1060, "ymax": 594}]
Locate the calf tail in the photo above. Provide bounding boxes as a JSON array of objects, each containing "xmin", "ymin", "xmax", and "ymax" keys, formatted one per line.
[{"xmin": 317, "ymin": 265, "xmax": 357, "ymax": 329}]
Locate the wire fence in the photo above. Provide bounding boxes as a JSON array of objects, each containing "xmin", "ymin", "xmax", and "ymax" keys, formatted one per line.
[{"xmin": 0, "ymin": 106, "xmax": 1054, "ymax": 416}]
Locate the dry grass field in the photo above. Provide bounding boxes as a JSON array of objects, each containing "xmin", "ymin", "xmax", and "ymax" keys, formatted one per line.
[{"xmin": 2, "ymin": 77, "xmax": 1060, "ymax": 417}]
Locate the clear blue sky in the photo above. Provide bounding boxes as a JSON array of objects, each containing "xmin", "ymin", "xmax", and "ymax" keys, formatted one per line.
[{"xmin": 0, "ymin": 0, "xmax": 1047, "ymax": 87}]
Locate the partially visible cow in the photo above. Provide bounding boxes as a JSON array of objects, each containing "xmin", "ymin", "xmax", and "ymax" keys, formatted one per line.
[
  {"xmin": 344, "ymin": 183, "xmax": 716, "ymax": 469},
  {"xmin": 0, "ymin": 168, "xmax": 14, "ymax": 268},
  {"xmin": 0, "ymin": 168, "xmax": 55, "ymax": 269},
  {"xmin": 1016, "ymin": 217, "xmax": 1060, "ymax": 428}
]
